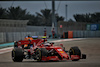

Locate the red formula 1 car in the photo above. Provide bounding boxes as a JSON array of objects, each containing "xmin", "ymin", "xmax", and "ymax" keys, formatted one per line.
[{"xmin": 12, "ymin": 37, "xmax": 86, "ymax": 62}]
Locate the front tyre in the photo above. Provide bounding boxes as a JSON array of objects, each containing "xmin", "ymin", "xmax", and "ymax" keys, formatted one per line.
[
  {"xmin": 69, "ymin": 46, "xmax": 81, "ymax": 61},
  {"xmin": 35, "ymin": 48, "xmax": 48, "ymax": 62},
  {"xmin": 35, "ymin": 49, "xmax": 42, "ymax": 62},
  {"xmin": 12, "ymin": 48, "xmax": 24, "ymax": 62}
]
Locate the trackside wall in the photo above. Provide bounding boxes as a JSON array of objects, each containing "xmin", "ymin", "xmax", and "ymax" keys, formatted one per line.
[
  {"xmin": 0, "ymin": 32, "xmax": 39, "ymax": 43},
  {"xmin": 73, "ymin": 31, "xmax": 100, "ymax": 38}
]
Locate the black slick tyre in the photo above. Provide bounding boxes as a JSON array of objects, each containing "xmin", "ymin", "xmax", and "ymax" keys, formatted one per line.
[
  {"xmin": 69, "ymin": 46, "xmax": 81, "ymax": 61},
  {"xmin": 12, "ymin": 48, "xmax": 23, "ymax": 62},
  {"xmin": 35, "ymin": 48, "xmax": 48, "ymax": 62}
]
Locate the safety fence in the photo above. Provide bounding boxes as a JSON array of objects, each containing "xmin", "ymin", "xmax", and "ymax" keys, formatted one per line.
[
  {"xmin": 73, "ymin": 31, "xmax": 100, "ymax": 38},
  {"xmin": 0, "ymin": 32, "xmax": 39, "ymax": 43},
  {"xmin": 0, "ymin": 31, "xmax": 100, "ymax": 43}
]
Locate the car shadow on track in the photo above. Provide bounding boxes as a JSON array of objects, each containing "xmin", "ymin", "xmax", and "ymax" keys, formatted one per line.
[
  {"xmin": 0, "ymin": 60, "xmax": 83, "ymax": 64},
  {"xmin": 21, "ymin": 60, "xmax": 74, "ymax": 63}
]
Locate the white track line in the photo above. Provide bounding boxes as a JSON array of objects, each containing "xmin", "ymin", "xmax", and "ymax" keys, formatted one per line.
[
  {"xmin": 0, "ymin": 47, "xmax": 13, "ymax": 54},
  {"xmin": 50, "ymin": 38, "xmax": 85, "ymax": 42}
]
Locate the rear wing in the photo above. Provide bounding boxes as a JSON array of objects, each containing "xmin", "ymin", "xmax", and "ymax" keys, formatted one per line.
[{"xmin": 17, "ymin": 39, "xmax": 42, "ymax": 46}]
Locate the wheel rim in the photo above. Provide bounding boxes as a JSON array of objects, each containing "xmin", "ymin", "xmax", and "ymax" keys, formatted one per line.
[
  {"xmin": 36, "ymin": 52, "xmax": 40, "ymax": 60},
  {"xmin": 36, "ymin": 49, "xmax": 41, "ymax": 61}
]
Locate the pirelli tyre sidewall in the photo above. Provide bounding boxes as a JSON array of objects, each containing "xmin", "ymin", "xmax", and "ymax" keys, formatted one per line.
[
  {"xmin": 35, "ymin": 48, "xmax": 48, "ymax": 62},
  {"xmin": 12, "ymin": 48, "xmax": 24, "ymax": 62},
  {"xmin": 69, "ymin": 46, "xmax": 81, "ymax": 61}
]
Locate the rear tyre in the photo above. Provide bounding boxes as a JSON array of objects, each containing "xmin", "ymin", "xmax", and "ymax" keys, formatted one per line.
[
  {"xmin": 12, "ymin": 48, "xmax": 23, "ymax": 62},
  {"xmin": 69, "ymin": 46, "xmax": 81, "ymax": 61}
]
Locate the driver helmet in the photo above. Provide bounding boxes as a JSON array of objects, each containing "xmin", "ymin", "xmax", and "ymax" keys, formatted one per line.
[
  {"xmin": 44, "ymin": 42, "xmax": 50, "ymax": 46},
  {"xmin": 28, "ymin": 35, "xmax": 30, "ymax": 37}
]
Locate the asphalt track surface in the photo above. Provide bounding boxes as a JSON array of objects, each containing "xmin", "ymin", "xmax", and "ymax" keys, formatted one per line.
[{"xmin": 0, "ymin": 38, "xmax": 100, "ymax": 67}]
